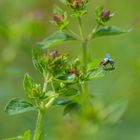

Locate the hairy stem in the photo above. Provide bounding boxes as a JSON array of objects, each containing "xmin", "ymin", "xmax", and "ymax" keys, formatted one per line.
[{"xmin": 34, "ymin": 109, "xmax": 45, "ymax": 140}]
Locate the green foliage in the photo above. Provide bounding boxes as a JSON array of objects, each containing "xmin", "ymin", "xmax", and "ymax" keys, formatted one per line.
[
  {"xmin": 95, "ymin": 6, "xmax": 114, "ymax": 26},
  {"xmin": 39, "ymin": 32, "xmax": 76, "ymax": 49},
  {"xmin": 32, "ymin": 51, "xmax": 45, "ymax": 74},
  {"xmin": 5, "ymin": 98, "xmax": 35, "ymax": 115},
  {"xmin": 23, "ymin": 73, "xmax": 42, "ymax": 99},
  {"xmin": 59, "ymin": 87, "xmax": 78, "ymax": 97},
  {"xmin": 53, "ymin": 6, "xmax": 69, "ymax": 30},
  {"xmin": 3, "ymin": 130, "xmax": 31, "ymax": 140},
  {"xmin": 63, "ymin": 102, "xmax": 81, "ymax": 115},
  {"xmin": 92, "ymin": 26, "xmax": 130, "ymax": 38},
  {"xmin": 4, "ymin": 0, "xmax": 130, "ymax": 139},
  {"xmin": 59, "ymin": 0, "xmax": 67, "ymax": 5}
]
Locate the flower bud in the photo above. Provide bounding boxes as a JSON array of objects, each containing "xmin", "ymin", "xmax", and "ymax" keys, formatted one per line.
[
  {"xmin": 68, "ymin": 0, "xmax": 84, "ymax": 10},
  {"xmin": 53, "ymin": 14, "xmax": 64, "ymax": 25},
  {"xmin": 50, "ymin": 50, "xmax": 59, "ymax": 59},
  {"xmin": 69, "ymin": 66, "xmax": 80, "ymax": 77},
  {"xmin": 30, "ymin": 84, "xmax": 42, "ymax": 99},
  {"xmin": 100, "ymin": 9, "xmax": 111, "ymax": 22}
]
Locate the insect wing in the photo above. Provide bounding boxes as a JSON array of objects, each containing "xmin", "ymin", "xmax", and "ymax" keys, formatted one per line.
[{"xmin": 105, "ymin": 53, "xmax": 110, "ymax": 59}]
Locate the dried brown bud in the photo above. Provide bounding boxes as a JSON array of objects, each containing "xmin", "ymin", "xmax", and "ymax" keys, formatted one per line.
[
  {"xmin": 68, "ymin": 0, "xmax": 84, "ymax": 9},
  {"xmin": 69, "ymin": 66, "xmax": 80, "ymax": 77}
]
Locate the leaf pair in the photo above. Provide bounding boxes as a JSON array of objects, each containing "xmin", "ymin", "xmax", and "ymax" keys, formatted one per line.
[{"xmin": 39, "ymin": 26, "xmax": 130, "ymax": 49}]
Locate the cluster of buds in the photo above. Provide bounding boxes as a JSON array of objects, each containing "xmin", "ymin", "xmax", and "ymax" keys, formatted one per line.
[
  {"xmin": 48, "ymin": 50, "xmax": 68, "ymax": 75},
  {"xmin": 68, "ymin": 0, "xmax": 84, "ymax": 9},
  {"xmin": 53, "ymin": 14, "xmax": 65, "ymax": 25}
]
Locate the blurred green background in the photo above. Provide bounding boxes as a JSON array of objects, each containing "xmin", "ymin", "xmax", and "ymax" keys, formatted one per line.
[{"xmin": 0, "ymin": 0, "xmax": 140, "ymax": 140}]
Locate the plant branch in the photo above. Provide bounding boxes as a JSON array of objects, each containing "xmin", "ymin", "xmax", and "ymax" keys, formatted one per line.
[
  {"xmin": 65, "ymin": 28, "xmax": 80, "ymax": 40},
  {"xmin": 43, "ymin": 73, "xmax": 50, "ymax": 93},
  {"xmin": 78, "ymin": 17, "xmax": 84, "ymax": 40},
  {"xmin": 77, "ymin": 16, "xmax": 89, "ymax": 108},
  {"xmin": 34, "ymin": 109, "xmax": 45, "ymax": 140}
]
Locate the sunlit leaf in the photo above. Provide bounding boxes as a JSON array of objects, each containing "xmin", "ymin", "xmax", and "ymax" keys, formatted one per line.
[
  {"xmin": 38, "ymin": 32, "xmax": 76, "ymax": 49},
  {"xmin": 23, "ymin": 130, "xmax": 31, "ymax": 140},
  {"xmin": 5, "ymin": 98, "xmax": 35, "ymax": 115},
  {"xmin": 88, "ymin": 69, "xmax": 105, "ymax": 80}
]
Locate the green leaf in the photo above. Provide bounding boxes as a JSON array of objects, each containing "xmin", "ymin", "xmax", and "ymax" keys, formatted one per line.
[
  {"xmin": 3, "ymin": 137, "xmax": 23, "ymax": 140},
  {"xmin": 32, "ymin": 51, "xmax": 44, "ymax": 74},
  {"xmin": 38, "ymin": 32, "xmax": 76, "ymax": 49},
  {"xmin": 93, "ymin": 26, "xmax": 130, "ymax": 38},
  {"xmin": 63, "ymin": 102, "xmax": 81, "ymax": 115},
  {"xmin": 56, "ymin": 73, "xmax": 77, "ymax": 83},
  {"xmin": 5, "ymin": 98, "xmax": 35, "ymax": 115},
  {"xmin": 53, "ymin": 5, "xmax": 64, "ymax": 14},
  {"xmin": 88, "ymin": 69, "xmax": 105, "ymax": 80},
  {"xmin": 3, "ymin": 130, "xmax": 31, "ymax": 140},
  {"xmin": 23, "ymin": 73, "xmax": 34, "ymax": 94},
  {"xmin": 60, "ymin": 87, "xmax": 78, "ymax": 97},
  {"xmin": 23, "ymin": 73, "xmax": 42, "ymax": 98},
  {"xmin": 59, "ymin": 20, "xmax": 69, "ymax": 31},
  {"xmin": 71, "ymin": 9, "xmax": 87, "ymax": 18},
  {"xmin": 105, "ymin": 101, "xmax": 128, "ymax": 124},
  {"xmin": 54, "ymin": 98, "xmax": 73, "ymax": 106},
  {"xmin": 87, "ymin": 59, "xmax": 101, "ymax": 70},
  {"xmin": 23, "ymin": 130, "xmax": 31, "ymax": 140},
  {"xmin": 95, "ymin": 5, "xmax": 103, "ymax": 16}
]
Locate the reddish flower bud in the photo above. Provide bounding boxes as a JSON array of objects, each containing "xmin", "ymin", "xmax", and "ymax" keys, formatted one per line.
[
  {"xmin": 53, "ymin": 14, "xmax": 64, "ymax": 25},
  {"xmin": 100, "ymin": 9, "xmax": 112, "ymax": 22},
  {"xmin": 50, "ymin": 50, "xmax": 59, "ymax": 58}
]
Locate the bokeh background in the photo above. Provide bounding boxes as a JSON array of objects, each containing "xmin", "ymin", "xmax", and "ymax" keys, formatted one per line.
[{"xmin": 0, "ymin": 0, "xmax": 140, "ymax": 140}]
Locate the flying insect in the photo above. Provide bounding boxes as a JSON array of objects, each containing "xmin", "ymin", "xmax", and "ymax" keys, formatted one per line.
[{"xmin": 100, "ymin": 54, "xmax": 115, "ymax": 70}]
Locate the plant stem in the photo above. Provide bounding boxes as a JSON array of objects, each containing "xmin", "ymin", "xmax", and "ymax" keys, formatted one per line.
[
  {"xmin": 43, "ymin": 73, "xmax": 49, "ymax": 93},
  {"xmin": 78, "ymin": 17, "xmax": 89, "ymax": 107},
  {"xmin": 34, "ymin": 109, "xmax": 45, "ymax": 140},
  {"xmin": 82, "ymin": 41, "xmax": 89, "ymax": 105},
  {"xmin": 65, "ymin": 28, "xmax": 80, "ymax": 40},
  {"xmin": 78, "ymin": 17, "xmax": 84, "ymax": 40}
]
